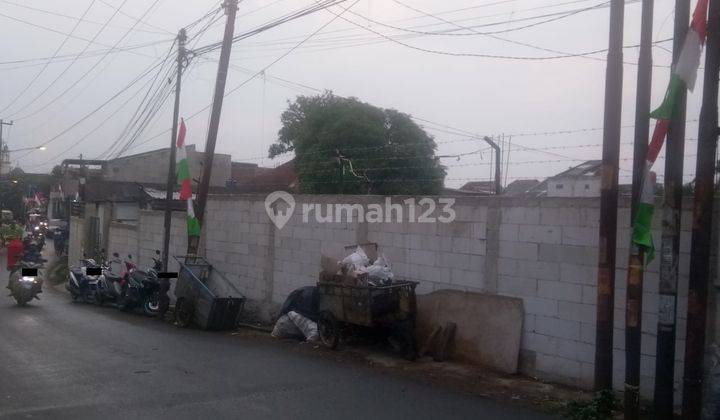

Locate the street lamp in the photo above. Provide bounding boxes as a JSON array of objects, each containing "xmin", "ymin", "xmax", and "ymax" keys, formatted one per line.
[{"xmin": 7, "ymin": 145, "xmax": 47, "ymax": 153}]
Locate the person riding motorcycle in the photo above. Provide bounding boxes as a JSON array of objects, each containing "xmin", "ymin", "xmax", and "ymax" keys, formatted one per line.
[{"xmin": 6, "ymin": 236, "xmax": 24, "ymax": 271}]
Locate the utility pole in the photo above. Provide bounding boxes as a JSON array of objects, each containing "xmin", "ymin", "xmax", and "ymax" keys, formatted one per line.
[
  {"xmin": 682, "ymin": 0, "xmax": 719, "ymax": 416},
  {"xmin": 483, "ymin": 136, "xmax": 502, "ymax": 195},
  {"xmin": 190, "ymin": 0, "xmax": 238, "ymax": 254},
  {"xmin": 624, "ymin": 0, "xmax": 654, "ymax": 417},
  {"xmin": 654, "ymin": 1, "xmax": 690, "ymax": 417},
  {"xmin": 0, "ymin": 119, "xmax": 14, "ymax": 219},
  {"xmin": 595, "ymin": 0, "xmax": 625, "ymax": 392},
  {"xmin": 162, "ymin": 28, "xmax": 187, "ymax": 270}
]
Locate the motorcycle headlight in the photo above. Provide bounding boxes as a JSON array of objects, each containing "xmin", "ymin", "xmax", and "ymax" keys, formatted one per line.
[
  {"xmin": 20, "ymin": 276, "xmax": 36, "ymax": 283},
  {"xmin": 33, "ymin": 226, "xmax": 39, "ymax": 231}
]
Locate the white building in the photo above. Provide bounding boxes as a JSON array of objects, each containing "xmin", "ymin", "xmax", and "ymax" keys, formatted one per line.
[{"xmin": 546, "ymin": 160, "xmax": 602, "ymax": 198}]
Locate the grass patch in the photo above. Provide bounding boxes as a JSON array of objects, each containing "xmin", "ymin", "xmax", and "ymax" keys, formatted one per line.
[{"xmin": 564, "ymin": 390, "xmax": 617, "ymax": 420}]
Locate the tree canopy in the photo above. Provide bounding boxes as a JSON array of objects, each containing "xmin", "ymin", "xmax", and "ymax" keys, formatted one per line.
[{"xmin": 269, "ymin": 92, "xmax": 446, "ymax": 195}]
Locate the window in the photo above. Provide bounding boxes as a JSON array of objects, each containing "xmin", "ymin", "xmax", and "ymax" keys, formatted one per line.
[
  {"xmin": 556, "ymin": 183, "xmax": 564, "ymax": 189},
  {"xmin": 585, "ymin": 184, "xmax": 590, "ymax": 189}
]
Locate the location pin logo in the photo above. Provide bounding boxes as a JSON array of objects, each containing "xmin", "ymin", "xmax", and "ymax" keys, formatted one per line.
[{"xmin": 264, "ymin": 191, "xmax": 295, "ymax": 230}]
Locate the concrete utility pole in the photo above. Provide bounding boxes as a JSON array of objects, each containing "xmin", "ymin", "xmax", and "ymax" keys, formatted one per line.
[
  {"xmin": 162, "ymin": 28, "xmax": 187, "ymax": 270},
  {"xmin": 654, "ymin": 1, "xmax": 690, "ymax": 417},
  {"xmin": 624, "ymin": 0, "xmax": 654, "ymax": 417},
  {"xmin": 0, "ymin": 119, "xmax": 14, "ymax": 219},
  {"xmin": 682, "ymin": 0, "xmax": 719, "ymax": 416},
  {"xmin": 595, "ymin": 0, "xmax": 625, "ymax": 392},
  {"xmin": 482, "ymin": 136, "xmax": 502, "ymax": 195},
  {"xmin": 190, "ymin": 0, "xmax": 239, "ymax": 255}
]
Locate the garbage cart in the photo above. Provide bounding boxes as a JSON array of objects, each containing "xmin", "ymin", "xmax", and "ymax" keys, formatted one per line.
[
  {"xmin": 316, "ymin": 278, "xmax": 418, "ymax": 360},
  {"xmin": 173, "ymin": 255, "xmax": 246, "ymax": 330}
]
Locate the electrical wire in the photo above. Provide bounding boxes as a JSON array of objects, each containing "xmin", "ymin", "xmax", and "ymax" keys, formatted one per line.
[
  {"xmin": 15, "ymin": 56, "xmax": 172, "ymax": 163},
  {"xmin": 9, "ymin": 0, "xmax": 164, "ymax": 121},
  {"xmin": 97, "ymin": 0, "xmax": 173, "ymax": 35},
  {"xmin": 0, "ymin": 0, "xmax": 98, "ymax": 115},
  {"xmin": 0, "ymin": 0, "xmax": 170, "ymax": 35},
  {"xmin": 0, "ymin": 10, "xmax": 157, "ymax": 60},
  {"xmin": 0, "ymin": 39, "xmax": 175, "ymax": 68}
]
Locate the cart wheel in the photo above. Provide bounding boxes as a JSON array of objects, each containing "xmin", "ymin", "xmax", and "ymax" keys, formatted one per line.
[
  {"xmin": 318, "ymin": 311, "xmax": 340, "ymax": 350},
  {"xmin": 175, "ymin": 298, "xmax": 193, "ymax": 328}
]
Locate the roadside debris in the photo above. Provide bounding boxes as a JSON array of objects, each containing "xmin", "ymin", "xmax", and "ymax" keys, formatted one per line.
[
  {"xmin": 418, "ymin": 322, "xmax": 457, "ymax": 362},
  {"xmin": 271, "ymin": 310, "xmax": 319, "ymax": 342}
]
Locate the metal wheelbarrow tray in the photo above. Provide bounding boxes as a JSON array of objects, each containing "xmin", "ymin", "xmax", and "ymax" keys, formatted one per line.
[{"xmin": 173, "ymin": 255, "xmax": 246, "ymax": 330}]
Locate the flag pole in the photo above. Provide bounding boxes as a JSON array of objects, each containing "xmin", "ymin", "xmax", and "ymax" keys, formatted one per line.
[{"xmin": 624, "ymin": 0, "xmax": 655, "ymax": 416}]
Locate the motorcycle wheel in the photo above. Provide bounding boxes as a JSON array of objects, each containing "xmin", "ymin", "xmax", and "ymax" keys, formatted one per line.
[
  {"xmin": 14, "ymin": 290, "xmax": 31, "ymax": 306},
  {"xmin": 143, "ymin": 293, "xmax": 160, "ymax": 316},
  {"xmin": 174, "ymin": 298, "xmax": 193, "ymax": 328}
]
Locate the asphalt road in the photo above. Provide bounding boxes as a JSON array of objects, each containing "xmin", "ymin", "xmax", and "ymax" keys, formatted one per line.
[{"xmin": 0, "ymin": 252, "xmax": 552, "ymax": 420}]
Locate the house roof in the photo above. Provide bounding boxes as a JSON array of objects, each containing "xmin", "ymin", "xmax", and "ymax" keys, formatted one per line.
[
  {"xmin": 232, "ymin": 159, "xmax": 298, "ymax": 193},
  {"xmin": 84, "ymin": 180, "xmax": 148, "ymax": 202},
  {"xmin": 548, "ymin": 160, "xmax": 602, "ymax": 180},
  {"xmin": 459, "ymin": 181, "xmax": 496, "ymax": 195},
  {"xmin": 504, "ymin": 179, "xmax": 542, "ymax": 197}
]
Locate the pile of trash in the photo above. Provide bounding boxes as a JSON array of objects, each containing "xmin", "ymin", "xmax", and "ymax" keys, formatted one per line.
[
  {"xmin": 272, "ymin": 286, "xmax": 320, "ymax": 342},
  {"xmin": 337, "ymin": 246, "xmax": 394, "ymax": 287},
  {"xmin": 272, "ymin": 310, "xmax": 319, "ymax": 342}
]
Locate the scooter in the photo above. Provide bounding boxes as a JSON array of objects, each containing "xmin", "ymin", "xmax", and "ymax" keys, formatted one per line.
[
  {"xmin": 67, "ymin": 258, "xmax": 101, "ymax": 303},
  {"xmin": 117, "ymin": 254, "xmax": 160, "ymax": 316},
  {"xmin": 9, "ymin": 262, "xmax": 43, "ymax": 306},
  {"xmin": 94, "ymin": 253, "xmax": 124, "ymax": 306}
]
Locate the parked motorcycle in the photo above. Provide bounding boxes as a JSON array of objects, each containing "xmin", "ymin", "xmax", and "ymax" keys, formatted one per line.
[
  {"xmin": 117, "ymin": 254, "xmax": 160, "ymax": 316},
  {"xmin": 67, "ymin": 258, "xmax": 102, "ymax": 303},
  {"xmin": 94, "ymin": 253, "xmax": 124, "ymax": 306},
  {"xmin": 9, "ymin": 264, "xmax": 43, "ymax": 306}
]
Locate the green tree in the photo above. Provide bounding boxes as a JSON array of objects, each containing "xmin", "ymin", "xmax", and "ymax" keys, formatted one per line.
[{"xmin": 269, "ymin": 92, "xmax": 446, "ymax": 195}]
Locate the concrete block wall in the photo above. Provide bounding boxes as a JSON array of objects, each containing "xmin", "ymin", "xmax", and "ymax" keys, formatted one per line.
[
  {"xmin": 134, "ymin": 211, "xmax": 188, "ymax": 273},
  {"xmin": 68, "ymin": 216, "xmax": 84, "ymax": 265},
  {"xmin": 107, "ymin": 222, "xmax": 139, "ymax": 265},
  {"xmin": 93, "ymin": 193, "xmax": 710, "ymax": 401}
]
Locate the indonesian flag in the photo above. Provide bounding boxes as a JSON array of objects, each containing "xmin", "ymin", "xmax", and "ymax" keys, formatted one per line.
[
  {"xmin": 175, "ymin": 119, "xmax": 200, "ymax": 237},
  {"xmin": 631, "ymin": 0, "xmax": 709, "ymax": 262}
]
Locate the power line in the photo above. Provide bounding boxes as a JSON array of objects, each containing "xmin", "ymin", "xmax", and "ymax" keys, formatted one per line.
[
  {"xmin": 358, "ymin": 1, "xmax": 616, "ymax": 37},
  {"xmin": 0, "ymin": 0, "xmax": 170, "ymax": 35},
  {"xmin": 0, "ymin": 39, "xmax": 175, "ymax": 68},
  {"xmin": 97, "ymin": 0, "xmax": 173, "ymax": 35},
  {"xmin": 9, "ymin": 0, "xmax": 163, "ymax": 121},
  {"xmin": 0, "ymin": 10, "xmax": 157, "ymax": 60},
  {"xmin": 15, "ymin": 54, "xmax": 171, "ymax": 162},
  {"xmin": 0, "ymin": 0, "xmax": 98, "ymax": 115}
]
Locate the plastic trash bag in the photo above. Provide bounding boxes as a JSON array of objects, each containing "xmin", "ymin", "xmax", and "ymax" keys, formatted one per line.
[
  {"xmin": 271, "ymin": 314, "xmax": 303, "ymax": 339},
  {"xmin": 339, "ymin": 245, "xmax": 369, "ymax": 275},
  {"xmin": 360, "ymin": 253, "xmax": 394, "ymax": 286},
  {"xmin": 288, "ymin": 310, "xmax": 319, "ymax": 342}
]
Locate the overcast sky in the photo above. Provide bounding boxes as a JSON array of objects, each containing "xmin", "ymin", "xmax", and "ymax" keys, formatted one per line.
[{"xmin": 0, "ymin": 0, "xmax": 709, "ymax": 188}]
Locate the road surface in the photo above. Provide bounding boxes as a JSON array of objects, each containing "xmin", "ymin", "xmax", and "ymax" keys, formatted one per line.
[{"xmin": 0, "ymin": 253, "xmax": 553, "ymax": 419}]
